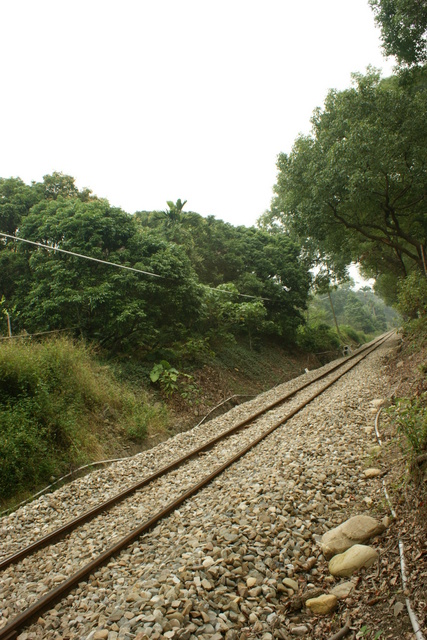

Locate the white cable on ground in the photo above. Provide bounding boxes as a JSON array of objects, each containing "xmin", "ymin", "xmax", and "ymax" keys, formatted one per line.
[
  {"xmin": 374, "ymin": 408, "xmax": 425, "ymax": 640},
  {"xmin": 1, "ymin": 395, "xmax": 256, "ymax": 517},
  {"xmin": 193, "ymin": 394, "xmax": 256, "ymax": 429},
  {"xmin": 0, "ymin": 457, "xmax": 128, "ymax": 518},
  {"xmin": 382, "ymin": 482, "xmax": 397, "ymax": 520},
  {"xmin": 399, "ymin": 540, "xmax": 426, "ymax": 640},
  {"xmin": 374, "ymin": 409, "xmax": 383, "ymax": 446},
  {"xmin": 194, "ymin": 364, "xmax": 317, "ymax": 431}
]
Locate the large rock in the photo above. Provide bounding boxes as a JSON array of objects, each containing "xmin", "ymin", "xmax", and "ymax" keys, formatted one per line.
[
  {"xmin": 363, "ymin": 468, "xmax": 382, "ymax": 478},
  {"xmin": 305, "ymin": 594, "xmax": 338, "ymax": 614},
  {"xmin": 321, "ymin": 515, "xmax": 385, "ymax": 559},
  {"xmin": 329, "ymin": 544, "xmax": 379, "ymax": 577},
  {"xmin": 330, "ymin": 580, "xmax": 356, "ymax": 599}
]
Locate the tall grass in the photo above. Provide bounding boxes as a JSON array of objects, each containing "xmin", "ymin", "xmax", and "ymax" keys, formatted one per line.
[
  {"xmin": 389, "ymin": 397, "xmax": 427, "ymax": 456},
  {"xmin": 0, "ymin": 337, "xmax": 166, "ymax": 503},
  {"xmin": 389, "ymin": 275, "xmax": 427, "ymax": 478}
]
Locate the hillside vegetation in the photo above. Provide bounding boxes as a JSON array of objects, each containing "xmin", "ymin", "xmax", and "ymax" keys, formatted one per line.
[
  {"xmin": 1, "ymin": 5, "xmax": 426, "ymax": 506},
  {"xmin": 0, "ymin": 337, "xmax": 167, "ymax": 505},
  {"xmin": 0, "ymin": 172, "xmax": 418, "ymax": 508}
]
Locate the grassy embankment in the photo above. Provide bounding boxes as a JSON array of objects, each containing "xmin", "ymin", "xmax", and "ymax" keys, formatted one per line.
[
  {"xmin": 387, "ymin": 315, "xmax": 427, "ymax": 482},
  {"xmin": 0, "ymin": 338, "xmax": 167, "ymax": 509},
  {"xmin": 0, "ymin": 323, "xmax": 377, "ymax": 511},
  {"xmin": 388, "ymin": 273, "xmax": 427, "ymax": 481}
]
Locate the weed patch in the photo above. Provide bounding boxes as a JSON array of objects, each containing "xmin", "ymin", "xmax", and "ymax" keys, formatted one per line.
[{"xmin": 0, "ymin": 337, "xmax": 167, "ymax": 504}]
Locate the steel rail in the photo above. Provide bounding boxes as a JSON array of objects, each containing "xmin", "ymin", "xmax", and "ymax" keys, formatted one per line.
[
  {"xmin": 0, "ymin": 331, "xmax": 395, "ymax": 640},
  {"xmin": 0, "ymin": 331, "xmax": 394, "ymax": 573},
  {"xmin": 0, "ymin": 332, "xmax": 392, "ymax": 572}
]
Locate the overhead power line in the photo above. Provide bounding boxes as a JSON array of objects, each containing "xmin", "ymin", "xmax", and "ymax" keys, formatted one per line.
[
  {"xmin": 0, "ymin": 328, "xmax": 77, "ymax": 340},
  {"xmin": 0, "ymin": 232, "xmax": 272, "ymax": 301},
  {"xmin": 0, "ymin": 232, "xmax": 162, "ymax": 278}
]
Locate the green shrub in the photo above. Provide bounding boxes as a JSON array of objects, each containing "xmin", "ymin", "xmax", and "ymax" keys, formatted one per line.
[
  {"xmin": 339, "ymin": 325, "xmax": 367, "ymax": 345},
  {"xmin": 296, "ymin": 322, "xmax": 340, "ymax": 353},
  {"xmin": 0, "ymin": 337, "xmax": 164, "ymax": 502},
  {"xmin": 0, "ymin": 405, "xmax": 56, "ymax": 498},
  {"xmin": 149, "ymin": 359, "xmax": 200, "ymax": 402},
  {"xmin": 402, "ymin": 315, "xmax": 427, "ymax": 348},
  {"xmin": 123, "ymin": 400, "xmax": 166, "ymax": 442},
  {"xmin": 150, "ymin": 360, "xmax": 180, "ymax": 396},
  {"xmin": 171, "ymin": 336, "xmax": 215, "ymax": 364},
  {"xmin": 388, "ymin": 396, "xmax": 427, "ymax": 456},
  {"xmin": 397, "ymin": 271, "xmax": 427, "ymax": 319}
]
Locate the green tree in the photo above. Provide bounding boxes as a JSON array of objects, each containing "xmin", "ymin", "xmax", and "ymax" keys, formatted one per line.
[
  {"xmin": 397, "ymin": 270, "xmax": 427, "ymax": 317},
  {"xmin": 234, "ymin": 300, "xmax": 268, "ymax": 350},
  {"xmin": 199, "ymin": 284, "xmax": 270, "ymax": 349},
  {"xmin": 369, "ymin": 0, "xmax": 427, "ymax": 65},
  {"xmin": 0, "ymin": 177, "xmax": 40, "ymax": 234},
  {"xmin": 268, "ymin": 69, "xmax": 427, "ymax": 285},
  {"xmin": 311, "ymin": 268, "xmax": 344, "ymax": 339},
  {"xmin": 136, "ymin": 209, "xmax": 312, "ymax": 340},
  {"xmin": 0, "ymin": 177, "xmax": 43, "ymax": 313},
  {"xmin": 39, "ymin": 171, "xmax": 92, "ymax": 201},
  {"xmin": 308, "ymin": 285, "xmax": 396, "ymax": 334},
  {"xmin": 161, "ymin": 198, "xmax": 187, "ymax": 227},
  {"xmin": 2, "ymin": 175, "xmax": 311, "ymax": 350},
  {"xmin": 9, "ymin": 197, "xmax": 201, "ymax": 349}
]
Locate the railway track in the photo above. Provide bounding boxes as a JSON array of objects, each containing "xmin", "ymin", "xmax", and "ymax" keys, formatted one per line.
[{"xmin": 0, "ymin": 331, "xmax": 395, "ymax": 639}]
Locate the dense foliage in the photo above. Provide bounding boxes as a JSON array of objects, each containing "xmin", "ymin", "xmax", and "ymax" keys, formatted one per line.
[
  {"xmin": 294, "ymin": 285, "xmax": 400, "ymax": 356},
  {"xmin": 135, "ymin": 208, "xmax": 311, "ymax": 346},
  {"xmin": 0, "ymin": 173, "xmax": 312, "ymax": 353},
  {"xmin": 262, "ymin": 67, "xmax": 427, "ymax": 303},
  {"xmin": 389, "ymin": 272, "xmax": 427, "ymax": 469},
  {"xmin": 0, "ymin": 338, "xmax": 166, "ymax": 501},
  {"xmin": 309, "ymin": 286, "xmax": 399, "ymax": 334},
  {"xmin": 369, "ymin": 0, "xmax": 427, "ymax": 65}
]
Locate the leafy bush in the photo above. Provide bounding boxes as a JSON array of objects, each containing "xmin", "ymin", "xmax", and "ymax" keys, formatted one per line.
[
  {"xmin": 0, "ymin": 406, "xmax": 56, "ymax": 499},
  {"xmin": 388, "ymin": 396, "xmax": 427, "ymax": 456},
  {"xmin": 149, "ymin": 360, "xmax": 199, "ymax": 401},
  {"xmin": 171, "ymin": 336, "xmax": 215, "ymax": 364},
  {"xmin": 339, "ymin": 325, "xmax": 367, "ymax": 345},
  {"xmin": 296, "ymin": 322, "xmax": 340, "ymax": 353},
  {"xmin": 402, "ymin": 315, "xmax": 427, "ymax": 349},
  {"xmin": 397, "ymin": 271, "xmax": 427, "ymax": 319},
  {"xmin": 0, "ymin": 337, "xmax": 164, "ymax": 502},
  {"xmin": 150, "ymin": 360, "xmax": 180, "ymax": 396}
]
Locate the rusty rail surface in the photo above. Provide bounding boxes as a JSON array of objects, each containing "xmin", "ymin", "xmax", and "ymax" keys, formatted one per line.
[{"xmin": 0, "ymin": 331, "xmax": 395, "ymax": 640}]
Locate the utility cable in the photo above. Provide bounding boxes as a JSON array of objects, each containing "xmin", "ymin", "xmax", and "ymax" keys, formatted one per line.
[
  {"xmin": 0, "ymin": 231, "xmax": 162, "ymax": 278},
  {"xmin": 0, "ymin": 328, "xmax": 76, "ymax": 340},
  {"xmin": 0, "ymin": 232, "xmax": 272, "ymax": 301}
]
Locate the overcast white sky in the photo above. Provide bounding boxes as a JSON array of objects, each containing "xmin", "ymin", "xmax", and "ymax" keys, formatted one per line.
[{"xmin": 1, "ymin": 1, "xmax": 395, "ymax": 227}]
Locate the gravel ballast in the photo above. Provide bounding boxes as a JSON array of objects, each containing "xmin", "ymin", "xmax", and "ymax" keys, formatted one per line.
[{"xmin": 0, "ymin": 335, "xmax": 414, "ymax": 639}]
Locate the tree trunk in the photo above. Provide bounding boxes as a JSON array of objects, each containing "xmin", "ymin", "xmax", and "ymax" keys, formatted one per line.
[
  {"xmin": 328, "ymin": 289, "xmax": 342, "ymax": 340},
  {"xmin": 421, "ymin": 244, "xmax": 427, "ymax": 277}
]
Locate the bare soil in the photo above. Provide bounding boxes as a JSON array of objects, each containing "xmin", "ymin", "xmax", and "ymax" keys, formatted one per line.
[{"xmin": 123, "ymin": 340, "xmax": 323, "ymax": 455}]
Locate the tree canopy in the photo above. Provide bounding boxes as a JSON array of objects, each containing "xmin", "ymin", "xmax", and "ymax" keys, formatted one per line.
[
  {"xmin": 369, "ymin": 0, "xmax": 427, "ymax": 65},
  {"xmin": 0, "ymin": 173, "xmax": 312, "ymax": 351},
  {"xmin": 264, "ymin": 68, "xmax": 427, "ymax": 296},
  {"xmin": 135, "ymin": 206, "xmax": 312, "ymax": 341}
]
